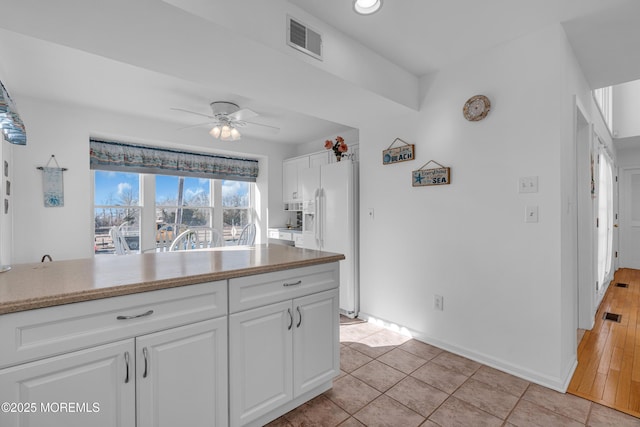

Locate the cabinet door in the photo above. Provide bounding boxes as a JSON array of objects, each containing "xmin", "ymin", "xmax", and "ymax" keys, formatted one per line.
[
  {"xmin": 136, "ymin": 317, "xmax": 228, "ymax": 427},
  {"xmin": 283, "ymin": 157, "xmax": 309, "ymax": 202},
  {"xmin": 229, "ymin": 301, "xmax": 293, "ymax": 427},
  {"xmin": 293, "ymin": 289, "xmax": 339, "ymax": 397},
  {"xmin": 0, "ymin": 340, "xmax": 135, "ymax": 427},
  {"xmin": 309, "ymin": 151, "xmax": 329, "ymax": 167},
  {"xmin": 283, "ymin": 160, "xmax": 298, "ymax": 202}
]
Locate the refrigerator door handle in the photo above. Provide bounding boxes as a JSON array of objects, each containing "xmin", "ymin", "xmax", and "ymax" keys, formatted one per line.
[
  {"xmin": 314, "ymin": 188, "xmax": 320, "ymax": 247},
  {"xmin": 318, "ymin": 188, "xmax": 323, "ymax": 248}
]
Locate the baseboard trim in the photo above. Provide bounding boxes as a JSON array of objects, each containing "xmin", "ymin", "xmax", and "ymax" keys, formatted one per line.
[{"xmin": 358, "ymin": 311, "xmax": 577, "ymax": 393}]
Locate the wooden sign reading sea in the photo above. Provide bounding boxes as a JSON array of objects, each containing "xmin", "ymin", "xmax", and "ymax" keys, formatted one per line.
[{"xmin": 412, "ymin": 167, "xmax": 451, "ymax": 187}]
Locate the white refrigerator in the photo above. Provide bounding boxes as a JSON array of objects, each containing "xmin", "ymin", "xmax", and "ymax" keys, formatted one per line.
[{"xmin": 300, "ymin": 160, "xmax": 359, "ymax": 317}]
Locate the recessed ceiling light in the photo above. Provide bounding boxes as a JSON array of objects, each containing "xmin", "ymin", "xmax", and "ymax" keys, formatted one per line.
[{"xmin": 353, "ymin": 0, "xmax": 382, "ymax": 15}]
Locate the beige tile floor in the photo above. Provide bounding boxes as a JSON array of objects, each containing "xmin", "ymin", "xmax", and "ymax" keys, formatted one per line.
[{"xmin": 267, "ymin": 317, "xmax": 640, "ymax": 427}]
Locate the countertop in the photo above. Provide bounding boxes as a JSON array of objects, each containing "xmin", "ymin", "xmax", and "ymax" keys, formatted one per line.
[{"xmin": 0, "ymin": 244, "xmax": 344, "ymax": 315}]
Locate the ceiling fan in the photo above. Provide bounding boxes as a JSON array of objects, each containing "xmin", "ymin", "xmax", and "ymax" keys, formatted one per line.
[{"xmin": 172, "ymin": 101, "xmax": 279, "ymax": 141}]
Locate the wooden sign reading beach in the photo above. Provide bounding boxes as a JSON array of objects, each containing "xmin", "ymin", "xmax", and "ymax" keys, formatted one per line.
[{"xmin": 383, "ymin": 138, "xmax": 415, "ymax": 165}]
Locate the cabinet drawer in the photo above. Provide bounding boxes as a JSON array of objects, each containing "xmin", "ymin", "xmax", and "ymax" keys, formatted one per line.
[
  {"xmin": 229, "ymin": 263, "xmax": 339, "ymax": 313},
  {"xmin": 268, "ymin": 229, "xmax": 280, "ymax": 239},
  {"xmin": 278, "ymin": 231, "xmax": 293, "ymax": 241},
  {"xmin": 0, "ymin": 281, "xmax": 227, "ymax": 369}
]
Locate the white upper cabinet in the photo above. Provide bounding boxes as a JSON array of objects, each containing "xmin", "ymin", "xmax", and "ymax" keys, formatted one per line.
[{"xmin": 282, "ymin": 157, "xmax": 309, "ymax": 203}]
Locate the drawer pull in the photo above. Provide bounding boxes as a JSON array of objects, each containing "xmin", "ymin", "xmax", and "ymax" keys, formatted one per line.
[
  {"xmin": 287, "ymin": 308, "xmax": 293, "ymax": 330},
  {"xmin": 124, "ymin": 352, "xmax": 130, "ymax": 384},
  {"xmin": 116, "ymin": 309, "xmax": 154, "ymax": 320},
  {"xmin": 142, "ymin": 347, "xmax": 149, "ymax": 378},
  {"xmin": 283, "ymin": 280, "xmax": 302, "ymax": 287}
]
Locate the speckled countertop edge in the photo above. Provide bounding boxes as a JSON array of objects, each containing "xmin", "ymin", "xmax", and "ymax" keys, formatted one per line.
[{"xmin": 0, "ymin": 245, "xmax": 344, "ymax": 315}]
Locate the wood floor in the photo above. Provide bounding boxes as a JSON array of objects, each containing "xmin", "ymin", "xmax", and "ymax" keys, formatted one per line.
[{"xmin": 568, "ymin": 268, "xmax": 640, "ymax": 418}]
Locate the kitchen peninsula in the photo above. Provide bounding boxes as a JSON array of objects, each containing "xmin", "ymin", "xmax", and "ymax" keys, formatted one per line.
[{"xmin": 0, "ymin": 244, "xmax": 344, "ymax": 427}]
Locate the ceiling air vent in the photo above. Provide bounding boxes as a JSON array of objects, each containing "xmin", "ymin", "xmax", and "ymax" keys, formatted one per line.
[{"xmin": 287, "ymin": 16, "xmax": 322, "ymax": 60}]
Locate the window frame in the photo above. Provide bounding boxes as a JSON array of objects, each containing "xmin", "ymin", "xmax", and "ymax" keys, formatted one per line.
[
  {"xmin": 93, "ymin": 171, "xmax": 256, "ymax": 254},
  {"xmin": 93, "ymin": 171, "xmax": 142, "ymax": 254}
]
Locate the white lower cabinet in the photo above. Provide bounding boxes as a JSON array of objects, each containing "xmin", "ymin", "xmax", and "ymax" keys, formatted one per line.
[
  {"xmin": 293, "ymin": 290, "xmax": 340, "ymax": 397},
  {"xmin": 229, "ymin": 288, "xmax": 339, "ymax": 427},
  {"xmin": 0, "ymin": 264, "xmax": 339, "ymax": 427},
  {"xmin": 136, "ymin": 318, "xmax": 228, "ymax": 427},
  {"xmin": 0, "ymin": 339, "xmax": 135, "ymax": 427},
  {"xmin": 0, "ymin": 317, "xmax": 228, "ymax": 427}
]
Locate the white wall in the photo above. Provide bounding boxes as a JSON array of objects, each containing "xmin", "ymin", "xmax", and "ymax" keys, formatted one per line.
[
  {"xmin": 617, "ymin": 145, "xmax": 640, "ymax": 168},
  {"xmin": 162, "ymin": 0, "xmax": 419, "ymax": 110},
  {"xmin": 358, "ymin": 25, "xmax": 581, "ymax": 390},
  {"xmin": 11, "ymin": 96, "xmax": 292, "ymax": 263},
  {"xmin": 293, "ymin": 128, "xmax": 360, "ymax": 158},
  {"xmin": 613, "ymin": 80, "xmax": 640, "ymax": 139}
]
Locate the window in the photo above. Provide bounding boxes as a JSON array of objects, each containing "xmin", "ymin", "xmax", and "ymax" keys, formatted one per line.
[
  {"xmin": 91, "ymin": 139, "xmax": 259, "ymax": 254},
  {"xmin": 222, "ymin": 180, "xmax": 252, "ymax": 243},
  {"xmin": 156, "ymin": 175, "xmax": 213, "ymax": 227},
  {"xmin": 94, "ymin": 171, "xmax": 141, "ymax": 254},
  {"xmin": 593, "ymin": 86, "xmax": 613, "ymax": 134},
  {"xmin": 94, "ymin": 173, "xmax": 255, "ymax": 254}
]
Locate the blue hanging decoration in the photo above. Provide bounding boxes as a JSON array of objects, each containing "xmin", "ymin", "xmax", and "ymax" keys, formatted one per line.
[{"xmin": 0, "ymin": 80, "xmax": 26, "ymax": 145}]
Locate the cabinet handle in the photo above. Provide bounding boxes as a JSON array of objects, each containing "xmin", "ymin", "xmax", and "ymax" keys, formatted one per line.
[
  {"xmin": 283, "ymin": 280, "xmax": 302, "ymax": 287},
  {"xmin": 124, "ymin": 351, "xmax": 130, "ymax": 384},
  {"xmin": 116, "ymin": 309, "xmax": 154, "ymax": 320},
  {"xmin": 142, "ymin": 347, "xmax": 149, "ymax": 378},
  {"xmin": 287, "ymin": 308, "xmax": 293, "ymax": 330},
  {"xmin": 296, "ymin": 306, "xmax": 302, "ymax": 328}
]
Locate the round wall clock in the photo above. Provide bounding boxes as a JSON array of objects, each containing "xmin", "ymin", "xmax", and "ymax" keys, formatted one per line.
[{"xmin": 463, "ymin": 95, "xmax": 491, "ymax": 121}]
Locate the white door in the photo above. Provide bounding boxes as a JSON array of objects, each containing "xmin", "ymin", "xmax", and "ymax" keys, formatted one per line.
[
  {"xmin": 293, "ymin": 289, "xmax": 339, "ymax": 397},
  {"xmin": 229, "ymin": 301, "xmax": 293, "ymax": 427},
  {"xmin": 596, "ymin": 150, "xmax": 614, "ymax": 294},
  {"xmin": 0, "ymin": 339, "xmax": 135, "ymax": 427},
  {"xmin": 613, "ymin": 167, "xmax": 620, "ymax": 272},
  {"xmin": 620, "ymin": 168, "xmax": 640, "ymax": 269},
  {"xmin": 136, "ymin": 318, "xmax": 228, "ymax": 427}
]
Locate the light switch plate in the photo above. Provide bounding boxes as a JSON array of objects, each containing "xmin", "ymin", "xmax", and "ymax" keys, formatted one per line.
[
  {"xmin": 525, "ymin": 205, "xmax": 539, "ymax": 223},
  {"xmin": 519, "ymin": 176, "xmax": 538, "ymax": 193}
]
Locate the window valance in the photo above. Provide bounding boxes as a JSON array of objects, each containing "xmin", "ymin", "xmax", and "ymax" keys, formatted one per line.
[
  {"xmin": 0, "ymin": 81, "xmax": 26, "ymax": 145},
  {"xmin": 90, "ymin": 139, "xmax": 259, "ymax": 182}
]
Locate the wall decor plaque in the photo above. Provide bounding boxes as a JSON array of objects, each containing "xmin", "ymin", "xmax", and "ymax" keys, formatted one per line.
[
  {"xmin": 383, "ymin": 138, "xmax": 415, "ymax": 165},
  {"xmin": 412, "ymin": 160, "xmax": 451, "ymax": 187}
]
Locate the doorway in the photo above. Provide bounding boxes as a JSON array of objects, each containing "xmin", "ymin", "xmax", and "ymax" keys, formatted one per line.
[
  {"xmin": 576, "ymin": 107, "xmax": 594, "ymax": 329},
  {"xmin": 620, "ymin": 168, "xmax": 640, "ymax": 269}
]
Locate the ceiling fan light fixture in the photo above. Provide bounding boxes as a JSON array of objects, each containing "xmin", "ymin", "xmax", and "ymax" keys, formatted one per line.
[
  {"xmin": 209, "ymin": 125, "xmax": 221, "ymax": 138},
  {"xmin": 230, "ymin": 127, "xmax": 241, "ymax": 141},
  {"xmin": 220, "ymin": 124, "xmax": 232, "ymax": 141},
  {"xmin": 353, "ymin": 0, "xmax": 382, "ymax": 15}
]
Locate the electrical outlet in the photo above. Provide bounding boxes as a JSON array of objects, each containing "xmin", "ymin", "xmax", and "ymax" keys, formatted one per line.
[
  {"xmin": 518, "ymin": 176, "xmax": 538, "ymax": 193},
  {"xmin": 434, "ymin": 295, "xmax": 443, "ymax": 311}
]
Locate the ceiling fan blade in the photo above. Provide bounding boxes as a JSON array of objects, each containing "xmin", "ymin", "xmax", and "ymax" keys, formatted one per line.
[
  {"xmin": 228, "ymin": 108, "xmax": 258, "ymax": 121},
  {"xmin": 244, "ymin": 120, "xmax": 280, "ymax": 133},
  {"xmin": 177, "ymin": 121, "xmax": 216, "ymax": 131},
  {"xmin": 171, "ymin": 107, "xmax": 216, "ymax": 120}
]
